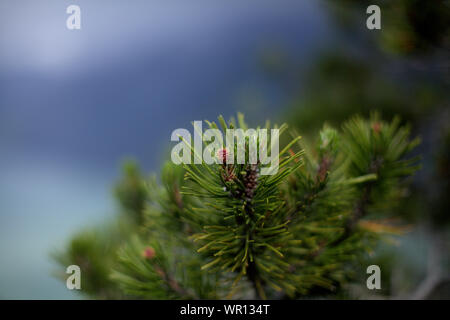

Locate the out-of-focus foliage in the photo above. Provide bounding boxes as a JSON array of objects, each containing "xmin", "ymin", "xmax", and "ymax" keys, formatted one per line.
[
  {"xmin": 52, "ymin": 160, "xmax": 147, "ymax": 299},
  {"xmin": 327, "ymin": 0, "xmax": 450, "ymax": 55},
  {"xmin": 282, "ymin": 52, "xmax": 444, "ymax": 136},
  {"xmin": 114, "ymin": 161, "xmax": 148, "ymax": 225},
  {"xmin": 52, "ymin": 221, "xmax": 132, "ymax": 299}
]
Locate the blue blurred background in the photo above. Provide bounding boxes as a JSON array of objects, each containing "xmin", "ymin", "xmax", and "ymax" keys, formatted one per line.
[{"xmin": 0, "ymin": 0, "xmax": 334, "ymax": 299}]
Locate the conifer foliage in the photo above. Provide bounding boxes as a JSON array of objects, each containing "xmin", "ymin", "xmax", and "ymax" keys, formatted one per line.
[{"xmin": 55, "ymin": 113, "xmax": 420, "ymax": 299}]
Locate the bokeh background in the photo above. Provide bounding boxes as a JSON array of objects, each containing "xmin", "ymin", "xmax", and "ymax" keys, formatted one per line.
[{"xmin": 0, "ymin": 0, "xmax": 448, "ymax": 299}]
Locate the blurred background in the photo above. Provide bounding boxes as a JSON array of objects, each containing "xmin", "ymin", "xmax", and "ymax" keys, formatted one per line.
[{"xmin": 0, "ymin": 0, "xmax": 448, "ymax": 299}]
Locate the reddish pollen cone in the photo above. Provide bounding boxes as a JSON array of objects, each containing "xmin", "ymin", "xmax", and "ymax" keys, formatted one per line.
[
  {"xmin": 372, "ymin": 122, "xmax": 382, "ymax": 134},
  {"xmin": 143, "ymin": 247, "xmax": 156, "ymax": 259},
  {"xmin": 216, "ymin": 148, "xmax": 229, "ymax": 164}
]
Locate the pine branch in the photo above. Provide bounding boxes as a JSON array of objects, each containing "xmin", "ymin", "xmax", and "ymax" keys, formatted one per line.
[
  {"xmin": 54, "ymin": 113, "xmax": 421, "ymax": 300},
  {"xmin": 328, "ymin": 163, "xmax": 378, "ymax": 247}
]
